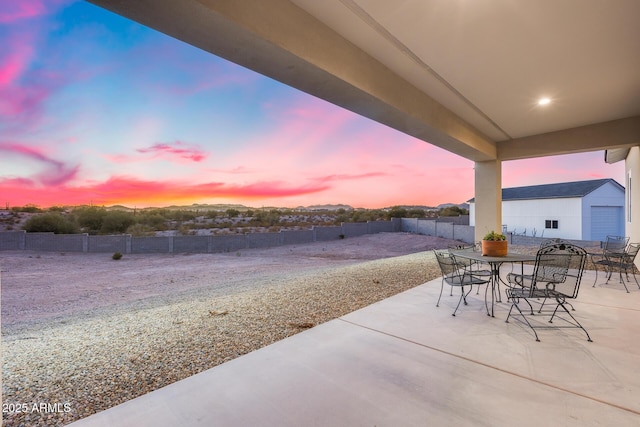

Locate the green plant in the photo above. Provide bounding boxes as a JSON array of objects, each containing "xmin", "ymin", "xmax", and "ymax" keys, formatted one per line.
[
  {"xmin": 112, "ymin": 252, "xmax": 123, "ymax": 260},
  {"xmin": 483, "ymin": 231, "xmax": 506, "ymax": 241},
  {"xmin": 22, "ymin": 212, "xmax": 79, "ymax": 234}
]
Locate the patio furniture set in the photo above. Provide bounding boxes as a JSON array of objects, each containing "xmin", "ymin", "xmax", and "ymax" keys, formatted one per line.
[{"xmin": 435, "ymin": 236, "xmax": 640, "ymax": 342}]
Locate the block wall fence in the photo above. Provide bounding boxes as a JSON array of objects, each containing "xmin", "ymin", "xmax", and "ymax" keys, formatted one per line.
[
  {"xmin": 0, "ymin": 219, "xmax": 401, "ymax": 254},
  {"xmin": 0, "ymin": 218, "xmax": 601, "ymax": 254}
]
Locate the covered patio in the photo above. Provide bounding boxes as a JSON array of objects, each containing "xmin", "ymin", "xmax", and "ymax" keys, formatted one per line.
[
  {"xmin": 70, "ymin": 1, "xmax": 639, "ymax": 425},
  {"xmin": 69, "ymin": 266, "xmax": 640, "ymax": 426}
]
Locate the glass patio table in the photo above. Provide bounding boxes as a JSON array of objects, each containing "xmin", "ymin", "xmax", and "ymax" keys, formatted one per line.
[{"xmin": 450, "ymin": 250, "xmax": 536, "ymax": 317}]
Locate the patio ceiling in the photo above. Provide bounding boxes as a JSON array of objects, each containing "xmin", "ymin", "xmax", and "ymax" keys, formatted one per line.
[{"xmin": 88, "ymin": 0, "xmax": 640, "ymax": 162}]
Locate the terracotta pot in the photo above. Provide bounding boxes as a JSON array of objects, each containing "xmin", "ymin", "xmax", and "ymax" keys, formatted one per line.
[{"xmin": 481, "ymin": 239, "xmax": 508, "ymax": 257}]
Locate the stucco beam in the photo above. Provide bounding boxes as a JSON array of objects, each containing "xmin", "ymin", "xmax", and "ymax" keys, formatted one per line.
[
  {"xmin": 497, "ymin": 116, "xmax": 640, "ymax": 161},
  {"xmin": 88, "ymin": 0, "xmax": 496, "ymax": 161}
]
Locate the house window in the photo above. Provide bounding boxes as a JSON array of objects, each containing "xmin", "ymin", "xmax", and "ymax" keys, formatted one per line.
[{"xmin": 545, "ymin": 220, "xmax": 558, "ymax": 229}]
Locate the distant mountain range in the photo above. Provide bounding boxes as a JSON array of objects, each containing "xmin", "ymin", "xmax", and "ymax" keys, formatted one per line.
[
  {"xmin": 104, "ymin": 202, "xmax": 469, "ymax": 211},
  {"xmin": 436, "ymin": 203, "xmax": 470, "ymax": 210}
]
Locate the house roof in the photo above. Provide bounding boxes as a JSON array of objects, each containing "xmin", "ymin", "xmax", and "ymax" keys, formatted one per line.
[{"xmin": 468, "ymin": 179, "xmax": 624, "ymax": 202}]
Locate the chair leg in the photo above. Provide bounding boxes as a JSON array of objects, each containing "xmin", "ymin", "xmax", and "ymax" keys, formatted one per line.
[
  {"xmin": 632, "ymin": 271, "xmax": 640, "ymax": 290},
  {"xmin": 506, "ymin": 299, "xmax": 540, "ymax": 342},
  {"xmin": 452, "ymin": 285, "xmax": 474, "ymax": 316},
  {"xmin": 452, "ymin": 286, "xmax": 465, "ymax": 316},
  {"xmin": 549, "ymin": 301, "xmax": 593, "ymax": 342},
  {"xmin": 436, "ymin": 279, "xmax": 444, "ymax": 307}
]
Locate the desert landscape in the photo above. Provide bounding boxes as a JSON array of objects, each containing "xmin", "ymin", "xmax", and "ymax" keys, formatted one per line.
[{"xmin": 2, "ymin": 232, "xmax": 461, "ymax": 427}]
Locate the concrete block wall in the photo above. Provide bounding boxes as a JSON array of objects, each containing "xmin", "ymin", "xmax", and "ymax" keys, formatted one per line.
[
  {"xmin": 88, "ymin": 235, "xmax": 128, "ymax": 253},
  {"xmin": 2, "ymin": 225, "xmax": 604, "ymax": 255},
  {"xmin": 246, "ymin": 232, "xmax": 282, "ymax": 249},
  {"xmin": 452, "ymin": 225, "xmax": 475, "ymax": 243},
  {"xmin": 399, "ymin": 218, "xmax": 473, "ymax": 244},
  {"xmin": 0, "ymin": 219, "xmax": 415, "ymax": 254},
  {"xmin": 368, "ymin": 220, "xmax": 394, "ymax": 233},
  {"xmin": 435, "ymin": 222, "xmax": 454, "ymax": 239},
  {"xmin": 131, "ymin": 236, "xmax": 170, "ymax": 254},
  {"xmin": 174, "ymin": 235, "xmax": 209, "ymax": 253},
  {"xmin": 342, "ymin": 222, "xmax": 369, "ymax": 237},
  {"xmin": 25, "ymin": 232, "xmax": 85, "ymax": 252},
  {"xmin": 313, "ymin": 226, "xmax": 344, "ymax": 241},
  {"xmin": 0, "ymin": 230, "xmax": 25, "ymax": 250},
  {"xmin": 210, "ymin": 235, "xmax": 247, "ymax": 253},
  {"xmin": 282, "ymin": 230, "xmax": 314, "ymax": 245}
]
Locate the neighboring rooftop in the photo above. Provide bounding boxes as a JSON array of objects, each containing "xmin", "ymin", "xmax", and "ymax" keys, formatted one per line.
[{"xmin": 469, "ymin": 178, "xmax": 624, "ymax": 202}]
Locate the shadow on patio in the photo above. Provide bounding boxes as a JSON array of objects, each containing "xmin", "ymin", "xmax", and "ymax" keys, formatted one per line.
[{"xmin": 68, "ymin": 267, "xmax": 640, "ymax": 426}]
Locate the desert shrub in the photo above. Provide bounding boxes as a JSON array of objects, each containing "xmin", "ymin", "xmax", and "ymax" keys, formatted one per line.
[
  {"xmin": 11, "ymin": 204, "xmax": 42, "ymax": 213},
  {"xmin": 136, "ymin": 213, "xmax": 167, "ymax": 230},
  {"xmin": 126, "ymin": 223, "xmax": 156, "ymax": 237},
  {"xmin": 406, "ymin": 208, "xmax": 427, "ymax": 218},
  {"xmin": 22, "ymin": 213, "xmax": 79, "ymax": 234},
  {"xmin": 177, "ymin": 224, "xmax": 196, "ymax": 235},
  {"xmin": 74, "ymin": 206, "xmax": 107, "ymax": 233},
  {"xmin": 439, "ymin": 206, "xmax": 468, "ymax": 216},
  {"xmin": 100, "ymin": 211, "xmax": 136, "ymax": 234},
  {"xmin": 225, "ymin": 208, "xmax": 240, "ymax": 218},
  {"xmin": 386, "ymin": 206, "xmax": 408, "ymax": 219},
  {"xmin": 170, "ymin": 210, "xmax": 197, "ymax": 222},
  {"xmin": 251, "ymin": 210, "xmax": 281, "ymax": 227}
]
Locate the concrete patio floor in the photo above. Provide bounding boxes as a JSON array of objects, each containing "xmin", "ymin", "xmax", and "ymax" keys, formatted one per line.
[{"xmin": 68, "ymin": 268, "xmax": 640, "ymax": 426}]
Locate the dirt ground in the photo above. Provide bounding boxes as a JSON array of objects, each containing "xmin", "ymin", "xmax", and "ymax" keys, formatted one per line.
[{"xmin": 0, "ymin": 233, "xmax": 461, "ymax": 330}]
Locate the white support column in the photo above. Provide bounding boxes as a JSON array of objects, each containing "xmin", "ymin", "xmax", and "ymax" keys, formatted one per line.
[
  {"xmin": 474, "ymin": 160, "xmax": 502, "ymax": 242},
  {"xmin": 626, "ymin": 147, "xmax": 640, "ymax": 255}
]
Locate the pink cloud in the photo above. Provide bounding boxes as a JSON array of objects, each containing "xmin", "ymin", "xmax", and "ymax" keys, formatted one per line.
[
  {"xmin": 136, "ymin": 141, "xmax": 208, "ymax": 162},
  {"xmin": 0, "ymin": 48, "xmax": 31, "ymax": 87},
  {"xmin": 312, "ymin": 172, "xmax": 388, "ymax": 183},
  {"xmin": 0, "ymin": 1, "xmax": 47, "ymax": 23},
  {"xmin": 0, "ymin": 142, "xmax": 79, "ymax": 186},
  {"xmin": 0, "ymin": 175, "xmax": 332, "ymax": 208}
]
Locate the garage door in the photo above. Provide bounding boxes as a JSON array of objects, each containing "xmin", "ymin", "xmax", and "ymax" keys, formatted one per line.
[{"xmin": 591, "ymin": 206, "xmax": 623, "ymax": 242}]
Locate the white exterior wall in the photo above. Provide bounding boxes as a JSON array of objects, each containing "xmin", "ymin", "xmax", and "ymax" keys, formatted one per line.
[{"xmin": 502, "ymin": 198, "xmax": 583, "ymax": 239}]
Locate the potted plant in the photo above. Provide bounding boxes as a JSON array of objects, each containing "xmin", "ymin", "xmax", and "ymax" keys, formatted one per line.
[{"xmin": 481, "ymin": 231, "xmax": 508, "ymax": 257}]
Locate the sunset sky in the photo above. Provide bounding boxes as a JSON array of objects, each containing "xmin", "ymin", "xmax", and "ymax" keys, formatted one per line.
[{"xmin": 1, "ymin": 1, "xmax": 625, "ymax": 209}]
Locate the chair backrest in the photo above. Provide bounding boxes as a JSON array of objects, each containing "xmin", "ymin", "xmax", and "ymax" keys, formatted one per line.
[
  {"xmin": 604, "ymin": 235, "xmax": 629, "ymax": 253},
  {"xmin": 532, "ymin": 242, "xmax": 587, "ymax": 299},
  {"xmin": 434, "ymin": 250, "xmax": 464, "ymax": 281},
  {"xmin": 623, "ymin": 243, "xmax": 640, "ymax": 265},
  {"xmin": 539, "ymin": 238, "xmax": 569, "ymax": 248},
  {"xmin": 447, "ymin": 244, "xmax": 477, "ymax": 269}
]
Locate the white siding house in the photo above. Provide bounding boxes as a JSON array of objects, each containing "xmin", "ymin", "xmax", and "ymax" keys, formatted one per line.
[{"xmin": 469, "ymin": 179, "xmax": 625, "ymax": 241}]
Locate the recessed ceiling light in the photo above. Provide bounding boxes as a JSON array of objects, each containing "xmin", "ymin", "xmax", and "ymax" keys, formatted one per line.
[{"xmin": 538, "ymin": 97, "xmax": 551, "ymax": 106}]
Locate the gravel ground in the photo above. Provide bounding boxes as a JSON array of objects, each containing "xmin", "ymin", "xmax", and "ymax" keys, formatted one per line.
[{"xmin": 2, "ymin": 233, "xmax": 464, "ymax": 427}]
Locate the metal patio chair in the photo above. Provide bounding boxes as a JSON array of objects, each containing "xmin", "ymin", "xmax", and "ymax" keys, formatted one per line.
[
  {"xmin": 593, "ymin": 243, "xmax": 640, "ymax": 292},
  {"xmin": 591, "ymin": 235, "xmax": 629, "ymax": 287},
  {"xmin": 435, "ymin": 250, "xmax": 490, "ymax": 316},
  {"xmin": 448, "ymin": 243, "xmax": 491, "ymax": 295},
  {"xmin": 505, "ymin": 241, "xmax": 591, "ymax": 342}
]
